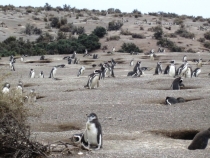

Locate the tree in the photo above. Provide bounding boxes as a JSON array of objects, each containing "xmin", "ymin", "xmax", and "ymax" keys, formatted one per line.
[
  {"xmin": 44, "ymin": 3, "xmax": 52, "ymax": 11},
  {"xmin": 92, "ymin": 26, "xmax": 106, "ymax": 38}
]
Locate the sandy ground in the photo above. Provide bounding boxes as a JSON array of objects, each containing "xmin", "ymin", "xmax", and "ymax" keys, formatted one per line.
[{"xmin": 1, "ymin": 51, "xmax": 210, "ymax": 157}]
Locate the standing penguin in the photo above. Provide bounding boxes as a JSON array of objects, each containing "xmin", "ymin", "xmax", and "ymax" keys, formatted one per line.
[
  {"xmin": 77, "ymin": 66, "xmax": 85, "ymax": 77},
  {"xmin": 164, "ymin": 60, "xmax": 176, "ymax": 77},
  {"xmin": 176, "ymin": 61, "xmax": 188, "ymax": 77},
  {"xmin": 49, "ymin": 67, "xmax": 57, "ymax": 79},
  {"xmin": 183, "ymin": 55, "xmax": 187, "ymax": 62},
  {"xmin": 10, "ymin": 60, "xmax": 15, "ymax": 71},
  {"xmin": 171, "ymin": 77, "xmax": 184, "ymax": 90},
  {"xmin": 29, "ymin": 69, "xmax": 35, "ymax": 78},
  {"xmin": 192, "ymin": 68, "xmax": 201, "ymax": 77},
  {"xmin": 16, "ymin": 81, "xmax": 23, "ymax": 96},
  {"xmin": 39, "ymin": 71, "xmax": 44, "ymax": 78},
  {"xmin": 188, "ymin": 128, "xmax": 210, "ymax": 150},
  {"xmin": 130, "ymin": 58, "xmax": 134, "ymax": 66},
  {"xmin": 197, "ymin": 58, "xmax": 202, "ymax": 68},
  {"xmin": 185, "ymin": 67, "xmax": 193, "ymax": 78},
  {"xmin": 82, "ymin": 113, "xmax": 102, "ymax": 150},
  {"xmin": 154, "ymin": 61, "xmax": 162, "ymax": 75},
  {"xmin": 20, "ymin": 55, "xmax": 24, "ymax": 62},
  {"xmin": 84, "ymin": 70, "xmax": 102, "ymax": 89},
  {"xmin": 2, "ymin": 83, "xmax": 10, "ymax": 94}
]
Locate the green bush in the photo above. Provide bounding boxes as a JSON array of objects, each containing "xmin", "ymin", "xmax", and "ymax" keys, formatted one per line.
[
  {"xmin": 108, "ymin": 20, "xmax": 123, "ymax": 31},
  {"xmin": 50, "ymin": 17, "xmax": 60, "ymax": 28},
  {"xmin": 92, "ymin": 26, "xmax": 106, "ymax": 38},
  {"xmin": 153, "ymin": 27, "xmax": 163, "ymax": 40},
  {"xmin": 197, "ymin": 38, "xmax": 205, "ymax": 43},
  {"xmin": 175, "ymin": 28, "xmax": 195, "ymax": 39},
  {"xmin": 157, "ymin": 38, "xmax": 183, "ymax": 52},
  {"xmin": 119, "ymin": 43, "xmax": 143, "ymax": 53},
  {"xmin": 204, "ymin": 31, "xmax": 210, "ymax": 40},
  {"xmin": 204, "ymin": 41, "xmax": 210, "ymax": 49},
  {"xmin": 132, "ymin": 33, "xmax": 145, "ymax": 39},
  {"xmin": 164, "ymin": 33, "xmax": 177, "ymax": 38}
]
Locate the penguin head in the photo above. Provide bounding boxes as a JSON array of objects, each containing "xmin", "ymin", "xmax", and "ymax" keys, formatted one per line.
[
  {"xmin": 72, "ymin": 133, "xmax": 83, "ymax": 144},
  {"xmin": 87, "ymin": 113, "xmax": 98, "ymax": 122},
  {"xmin": 4, "ymin": 83, "xmax": 10, "ymax": 88}
]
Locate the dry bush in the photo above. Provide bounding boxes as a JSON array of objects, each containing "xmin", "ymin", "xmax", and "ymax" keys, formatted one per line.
[
  {"xmin": 0, "ymin": 76, "xmax": 47, "ymax": 157},
  {"xmin": 120, "ymin": 29, "xmax": 132, "ymax": 35},
  {"xmin": 106, "ymin": 35, "xmax": 120, "ymax": 41},
  {"xmin": 132, "ymin": 33, "xmax": 145, "ymax": 39}
]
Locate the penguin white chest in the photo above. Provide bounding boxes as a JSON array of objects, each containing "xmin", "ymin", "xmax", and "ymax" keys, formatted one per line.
[
  {"xmin": 31, "ymin": 72, "xmax": 35, "ymax": 78},
  {"xmin": 169, "ymin": 66, "xmax": 175, "ymax": 77},
  {"xmin": 2, "ymin": 87, "xmax": 9, "ymax": 94},
  {"xmin": 86, "ymin": 123, "xmax": 98, "ymax": 145}
]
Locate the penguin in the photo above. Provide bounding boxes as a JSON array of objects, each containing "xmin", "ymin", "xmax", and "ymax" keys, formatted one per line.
[
  {"xmin": 127, "ymin": 61, "xmax": 142, "ymax": 77},
  {"xmin": 39, "ymin": 71, "xmax": 44, "ymax": 78},
  {"xmin": 185, "ymin": 66, "xmax": 193, "ymax": 78},
  {"xmin": 68, "ymin": 57, "xmax": 72, "ymax": 64},
  {"xmin": 112, "ymin": 47, "xmax": 115, "ymax": 53},
  {"xmin": 165, "ymin": 96, "xmax": 185, "ymax": 105},
  {"xmin": 82, "ymin": 113, "xmax": 102, "ymax": 150},
  {"xmin": 20, "ymin": 55, "xmax": 24, "ymax": 62},
  {"xmin": 2, "ymin": 83, "xmax": 10, "ymax": 94},
  {"xmin": 84, "ymin": 70, "xmax": 102, "ymax": 89},
  {"xmin": 171, "ymin": 77, "xmax": 184, "ymax": 90},
  {"xmin": 49, "ymin": 67, "xmax": 57, "ymax": 79},
  {"xmin": 40, "ymin": 55, "xmax": 45, "ymax": 60},
  {"xmin": 192, "ymin": 68, "xmax": 201, "ymax": 77},
  {"xmin": 16, "ymin": 80, "xmax": 23, "ymax": 95},
  {"xmin": 130, "ymin": 58, "xmax": 134, "ymax": 66},
  {"xmin": 71, "ymin": 51, "xmax": 76, "ymax": 59},
  {"xmin": 56, "ymin": 64, "xmax": 65, "ymax": 68},
  {"xmin": 77, "ymin": 66, "xmax": 85, "ymax": 77},
  {"xmin": 197, "ymin": 58, "xmax": 202, "ymax": 68},
  {"xmin": 154, "ymin": 61, "xmax": 162, "ymax": 75},
  {"xmin": 188, "ymin": 128, "xmax": 210, "ymax": 150},
  {"xmin": 71, "ymin": 133, "xmax": 84, "ymax": 146},
  {"xmin": 10, "ymin": 60, "xmax": 15, "ymax": 71},
  {"xmin": 164, "ymin": 60, "xmax": 176, "ymax": 77},
  {"xmin": 183, "ymin": 55, "xmax": 187, "ymax": 62},
  {"xmin": 176, "ymin": 61, "xmax": 188, "ymax": 77},
  {"xmin": 28, "ymin": 89, "xmax": 37, "ymax": 103},
  {"xmin": 29, "ymin": 69, "xmax": 35, "ymax": 78}
]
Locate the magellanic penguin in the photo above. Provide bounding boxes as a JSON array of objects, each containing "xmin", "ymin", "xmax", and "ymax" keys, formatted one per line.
[
  {"xmin": 176, "ymin": 61, "xmax": 188, "ymax": 77},
  {"xmin": 197, "ymin": 58, "xmax": 202, "ymax": 68},
  {"xmin": 165, "ymin": 96, "xmax": 185, "ymax": 105},
  {"xmin": 77, "ymin": 66, "xmax": 85, "ymax": 77},
  {"xmin": 16, "ymin": 81, "xmax": 23, "ymax": 96},
  {"xmin": 188, "ymin": 128, "xmax": 210, "ymax": 150},
  {"xmin": 82, "ymin": 113, "xmax": 102, "ymax": 150},
  {"xmin": 84, "ymin": 70, "xmax": 102, "ymax": 89},
  {"xmin": 28, "ymin": 89, "xmax": 37, "ymax": 103},
  {"xmin": 2, "ymin": 83, "xmax": 10, "ymax": 94},
  {"xmin": 154, "ymin": 61, "xmax": 162, "ymax": 75},
  {"xmin": 192, "ymin": 68, "xmax": 201, "ymax": 77},
  {"xmin": 9, "ymin": 60, "xmax": 15, "ymax": 71},
  {"xmin": 127, "ymin": 61, "xmax": 142, "ymax": 77},
  {"xmin": 183, "ymin": 55, "xmax": 187, "ymax": 62},
  {"xmin": 185, "ymin": 66, "xmax": 193, "ymax": 78},
  {"xmin": 130, "ymin": 58, "xmax": 134, "ymax": 66},
  {"xmin": 39, "ymin": 71, "xmax": 44, "ymax": 78},
  {"xmin": 29, "ymin": 69, "xmax": 35, "ymax": 78},
  {"xmin": 112, "ymin": 47, "xmax": 115, "ymax": 54},
  {"xmin": 20, "ymin": 55, "xmax": 24, "ymax": 62},
  {"xmin": 170, "ymin": 77, "xmax": 184, "ymax": 90},
  {"xmin": 40, "ymin": 55, "xmax": 45, "ymax": 60},
  {"xmin": 164, "ymin": 60, "xmax": 176, "ymax": 77},
  {"xmin": 49, "ymin": 67, "xmax": 57, "ymax": 79}
]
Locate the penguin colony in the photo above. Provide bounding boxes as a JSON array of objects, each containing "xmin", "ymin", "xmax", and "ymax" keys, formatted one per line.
[{"xmin": 1, "ymin": 50, "xmax": 210, "ymax": 151}]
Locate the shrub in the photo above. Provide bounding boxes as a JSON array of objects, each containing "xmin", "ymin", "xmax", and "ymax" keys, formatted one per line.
[
  {"xmin": 204, "ymin": 41, "xmax": 210, "ymax": 49},
  {"xmin": 59, "ymin": 23, "xmax": 73, "ymax": 32},
  {"xmin": 173, "ymin": 18, "xmax": 184, "ymax": 25},
  {"xmin": 186, "ymin": 48, "xmax": 196, "ymax": 53},
  {"xmin": 60, "ymin": 17, "xmax": 67, "ymax": 25},
  {"xmin": 157, "ymin": 38, "xmax": 183, "ymax": 52},
  {"xmin": 108, "ymin": 20, "xmax": 123, "ymax": 31},
  {"xmin": 33, "ymin": 27, "xmax": 42, "ymax": 35},
  {"xmin": 106, "ymin": 35, "xmax": 120, "ymax": 41},
  {"xmin": 24, "ymin": 23, "xmax": 34, "ymax": 35},
  {"xmin": 204, "ymin": 31, "xmax": 210, "ymax": 40},
  {"xmin": 175, "ymin": 28, "xmax": 195, "ymax": 39},
  {"xmin": 154, "ymin": 27, "xmax": 163, "ymax": 40},
  {"xmin": 92, "ymin": 26, "xmax": 106, "ymax": 38},
  {"xmin": 92, "ymin": 16, "xmax": 99, "ymax": 20},
  {"xmin": 50, "ymin": 17, "xmax": 60, "ymax": 28},
  {"xmin": 76, "ymin": 26, "xmax": 85, "ymax": 35},
  {"xmin": 44, "ymin": 3, "xmax": 52, "ymax": 11},
  {"xmin": 197, "ymin": 38, "xmax": 205, "ymax": 43},
  {"xmin": 164, "ymin": 33, "xmax": 177, "ymax": 38},
  {"xmin": 119, "ymin": 43, "xmax": 143, "ymax": 53},
  {"xmin": 140, "ymin": 26, "xmax": 144, "ymax": 30},
  {"xmin": 120, "ymin": 29, "xmax": 132, "ymax": 35},
  {"xmin": 132, "ymin": 33, "xmax": 145, "ymax": 39}
]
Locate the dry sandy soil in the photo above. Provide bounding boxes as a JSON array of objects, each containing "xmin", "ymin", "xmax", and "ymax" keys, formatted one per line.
[{"xmin": 1, "ymin": 7, "xmax": 210, "ymax": 158}]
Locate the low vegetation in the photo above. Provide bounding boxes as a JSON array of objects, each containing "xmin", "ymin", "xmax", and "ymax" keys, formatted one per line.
[
  {"xmin": 157, "ymin": 38, "xmax": 183, "ymax": 52},
  {"xmin": 175, "ymin": 28, "xmax": 195, "ymax": 39},
  {"xmin": 119, "ymin": 43, "xmax": 143, "ymax": 53}
]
